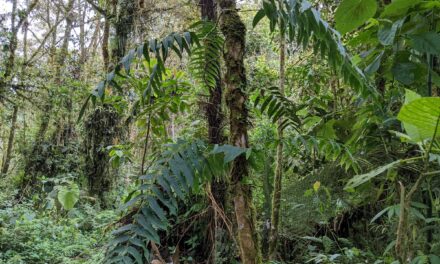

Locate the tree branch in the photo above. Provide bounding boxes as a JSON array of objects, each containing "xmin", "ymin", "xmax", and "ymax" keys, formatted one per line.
[{"xmin": 84, "ymin": 0, "xmax": 108, "ymax": 17}]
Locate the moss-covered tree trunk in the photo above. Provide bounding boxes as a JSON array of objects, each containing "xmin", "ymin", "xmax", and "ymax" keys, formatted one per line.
[
  {"xmin": 111, "ymin": 0, "xmax": 135, "ymax": 64},
  {"xmin": 3, "ymin": 0, "xmax": 17, "ymax": 82},
  {"xmin": 102, "ymin": 6, "xmax": 110, "ymax": 71},
  {"xmin": 84, "ymin": 0, "xmax": 135, "ymax": 203},
  {"xmin": 1, "ymin": 105, "xmax": 18, "ymax": 175},
  {"xmin": 218, "ymin": 0, "xmax": 261, "ymax": 263},
  {"xmin": 84, "ymin": 106, "xmax": 121, "ymax": 204},
  {"xmin": 269, "ymin": 35, "xmax": 285, "ymax": 260},
  {"xmin": 200, "ymin": 0, "xmax": 232, "ymax": 262}
]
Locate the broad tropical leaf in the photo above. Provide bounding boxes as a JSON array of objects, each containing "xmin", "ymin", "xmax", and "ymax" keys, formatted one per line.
[
  {"xmin": 57, "ymin": 184, "xmax": 80, "ymax": 210},
  {"xmin": 410, "ymin": 32, "xmax": 440, "ymax": 55},
  {"xmin": 398, "ymin": 97, "xmax": 440, "ymax": 141},
  {"xmin": 335, "ymin": 0, "xmax": 377, "ymax": 35},
  {"xmin": 381, "ymin": 0, "xmax": 423, "ymax": 17}
]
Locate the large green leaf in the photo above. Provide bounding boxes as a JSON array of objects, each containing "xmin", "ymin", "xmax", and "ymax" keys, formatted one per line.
[
  {"xmin": 317, "ymin": 120, "xmax": 338, "ymax": 140},
  {"xmin": 335, "ymin": 0, "xmax": 377, "ymax": 34},
  {"xmin": 364, "ymin": 51, "xmax": 384, "ymax": 75},
  {"xmin": 397, "ymin": 89, "xmax": 422, "ymax": 142},
  {"xmin": 392, "ymin": 63, "xmax": 417, "ymax": 85},
  {"xmin": 57, "ymin": 184, "xmax": 80, "ymax": 210},
  {"xmin": 211, "ymin": 144, "xmax": 248, "ymax": 163},
  {"xmin": 398, "ymin": 97, "xmax": 440, "ymax": 141},
  {"xmin": 404, "ymin": 89, "xmax": 421, "ymax": 104},
  {"xmin": 429, "ymin": 254, "xmax": 440, "ymax": 264},
  {"xmin": 410, "ymin": 32, "xmax": 440, "ymax": 55},
  {"xmin": 381, "ymin": 0, "xmax": 423, "ymax": 17},
  {"xmin": 345, "ymin": 160, "xmax": 401, "ymax": 189},
  {"xmin": 378, "ymin": 19, "xmax": 404, "ymax": 46}
]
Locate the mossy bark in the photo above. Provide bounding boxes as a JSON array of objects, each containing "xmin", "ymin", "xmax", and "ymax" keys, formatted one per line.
[
  {"xmin": 84, "ymin": 106, "xmax": 121, "ymax": 205},
  {"xmin": 218, "ymin": 0, "xmax": 261, "ymax": 263},
  {"xmin": 200, "ymin": 0, "xmax": 232, "ymax": 262},
  {"xmin": 111, "ymin": 0, "xmax": 135, "ymax": 64},
  {"xmin": 1, "ymin": 105, "xmax": 18, "ymax": 174}
]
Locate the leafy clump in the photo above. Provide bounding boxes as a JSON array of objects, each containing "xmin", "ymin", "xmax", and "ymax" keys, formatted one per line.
[{"xmin": 0, "ymin": 203, "xmax": 116, "ymax": 264}]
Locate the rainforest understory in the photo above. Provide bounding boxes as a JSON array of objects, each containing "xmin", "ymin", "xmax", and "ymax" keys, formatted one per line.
[{"xmin": 1, "ymin": 0, "xmax": 440, "ymax": 263}]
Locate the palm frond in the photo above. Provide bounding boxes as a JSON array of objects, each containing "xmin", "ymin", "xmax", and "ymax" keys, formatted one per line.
[
  {"xmin": 105, "ymin": 139, "xmax": 247, "ymax": 264},
  {"xmin": 253, "ymin": 0, "xmax": 376, "ymax": 97},
  {"xmin": 189, "ymin": 21, "xmax": 224, "ymax": 91},
  {"xmin": 254, "ymin": 86, "xmax": 302, "ymax": 131}
]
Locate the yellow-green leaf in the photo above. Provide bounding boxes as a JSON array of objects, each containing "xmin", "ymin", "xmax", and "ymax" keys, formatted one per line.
[
  {"xmin": 57, "ymin": 184, "xmax": 80, "ymax": 210},
  {"xmin": 313, "ymin": 181, "xmax": 321, "ymax": 192},
  {"xmin": 398, "ymin": 97, "xmax": 440, "ymax": 141}
]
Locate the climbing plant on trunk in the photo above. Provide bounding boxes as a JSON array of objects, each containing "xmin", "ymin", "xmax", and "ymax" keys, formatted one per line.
[
  {"xmin": 218, "ymin": 0, "xmax": 262, "ymax": 263},
  {"xmin": 269, "ymin": 22, "xmax": 286, "ymax": 260}
]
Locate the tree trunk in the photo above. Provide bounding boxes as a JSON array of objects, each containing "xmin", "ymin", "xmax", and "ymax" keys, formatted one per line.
[
  {"xmin": 57, "ymin": 0, "xmax": 75, "ymax": 143},
  {"xmin": 2, "ymin": 0, "xmax": 39, "ymax": 82},
  {"xmin": 111, "ymin": 0, "xmax": 135, "ymax": 64},
  {"xmin": 218, "ymin": 0, "xmax": 261, "ymax": 263},
  {"xmin": 201, "ymin": 0, "xmax": 216, "ymax": 23},
  {"xmin": 261, "ymin": 155, "xmax": 273, "ymax": 257},
  {"xmin": 21, "ymin": 0, "xmax": 29, "ymax": 74},
  {"xmin": 4, "ymin": 0, "xmax": 18, "ymax": 81},
  {"xmin": 102, "ymin": 0, "xmax": 110, "ymax": 70},
  {"xmin": 79, "ymin": 0, "xmax": 87, "ymax": 65},
  {"xmin": 55, "ymin": 0, "xmax": 75, "ymax": 83},
  {"xmin": 22, "ymin": 0, "xmax": 74, "ymax": 191},
  {"xmin": 3, "ymin": 0, "xmax": 26, "ymax": 80},
  {"xmin": 1, "ymin": 105, "xmax": 18, "ymax": 174},
  {"xmin": 200, "ymin": 1, "xmax": 231, "ymax": 262},
  {"xmin": 49, "ymin": 8, "xmax": 60, "ymax": 64},
  {"xmin": 269, "ymin": 35, "xmax": 286, "ymax": 260}
]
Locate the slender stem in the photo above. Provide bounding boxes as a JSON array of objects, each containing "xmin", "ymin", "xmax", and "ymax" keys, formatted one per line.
[{"xmin": 141, "ymin": 113, "xmax": 152, "ymax": 175}]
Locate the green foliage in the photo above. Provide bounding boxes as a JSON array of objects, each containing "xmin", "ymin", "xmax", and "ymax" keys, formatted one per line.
[
  {"xmin": 0, "ymin": 202, "xmax": 116, "ymax": 264},
  {"xmin": 81, "ymin": 30, "xmax": 197, "ymax": 118},
  {"xmin": 253, "ymin": 0, "xmax": 374, "ymax": 97},
  {"xmin": 398, "ymin": 97, "xmax": 440, "ymax": 141},
  {"xmin": 410, "ymin": 32, "xmax": 440, "ymax": 56},
  {"xmin": 345, "ymin": 160, "xmax": 401, "ymax": 190},
  {"xmin": 335, "ymin": 0, "xmax": 377, "ymax": 35},
  {"xmin": 106, "ymin": 139, "xmax": 248, "ymax": 263},
  {"xmin": 381, "ymin": 0, "xmax": 423, "ymax": 18},
  {"xmin": 254, "ymin": 86, "xmax": 302, "ymax": 131},
  {"xmin": 189, "ymin": 21, "xmax": 223, "ymax": 91},
  {"xmin": 2, "ymin": 0, "xmax": 440, "ymax": 263},
  {"xmin": 304, "ymin": 243, "xmax": 383, "ymax": 263},
  {"xmin": 57, "ymin": 183, "xmax": 80, "ymax": 210},
  {"xmin": 107, "ymin": 145, "xmax": 133, "ymax": 168},
  {"xmin": 287, "ymin": 134, "xmax": 359, "ymax": 172},
  {"xmin": 378, "ymin": 19, "xmax": 404, "ymax": 46}
]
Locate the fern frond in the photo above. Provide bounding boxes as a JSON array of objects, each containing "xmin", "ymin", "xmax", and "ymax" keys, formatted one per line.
[
  {"xmin": 253, "ymin": 0, "xmax": 376, "ymax": 98},
  {"xmin": 189, "ymin": 21, "xmax": 224, "ymax": 91},
  {"xmin": 254, "ymin": 86, "xmax": 302, "ymax": 131},
  {"xmin": 80, "ymin": 31, "xmax": 198, "ymax": 119},
  {"xmin": 105, "ymin": 139, "xmax": 247, "ymax": 264}
]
